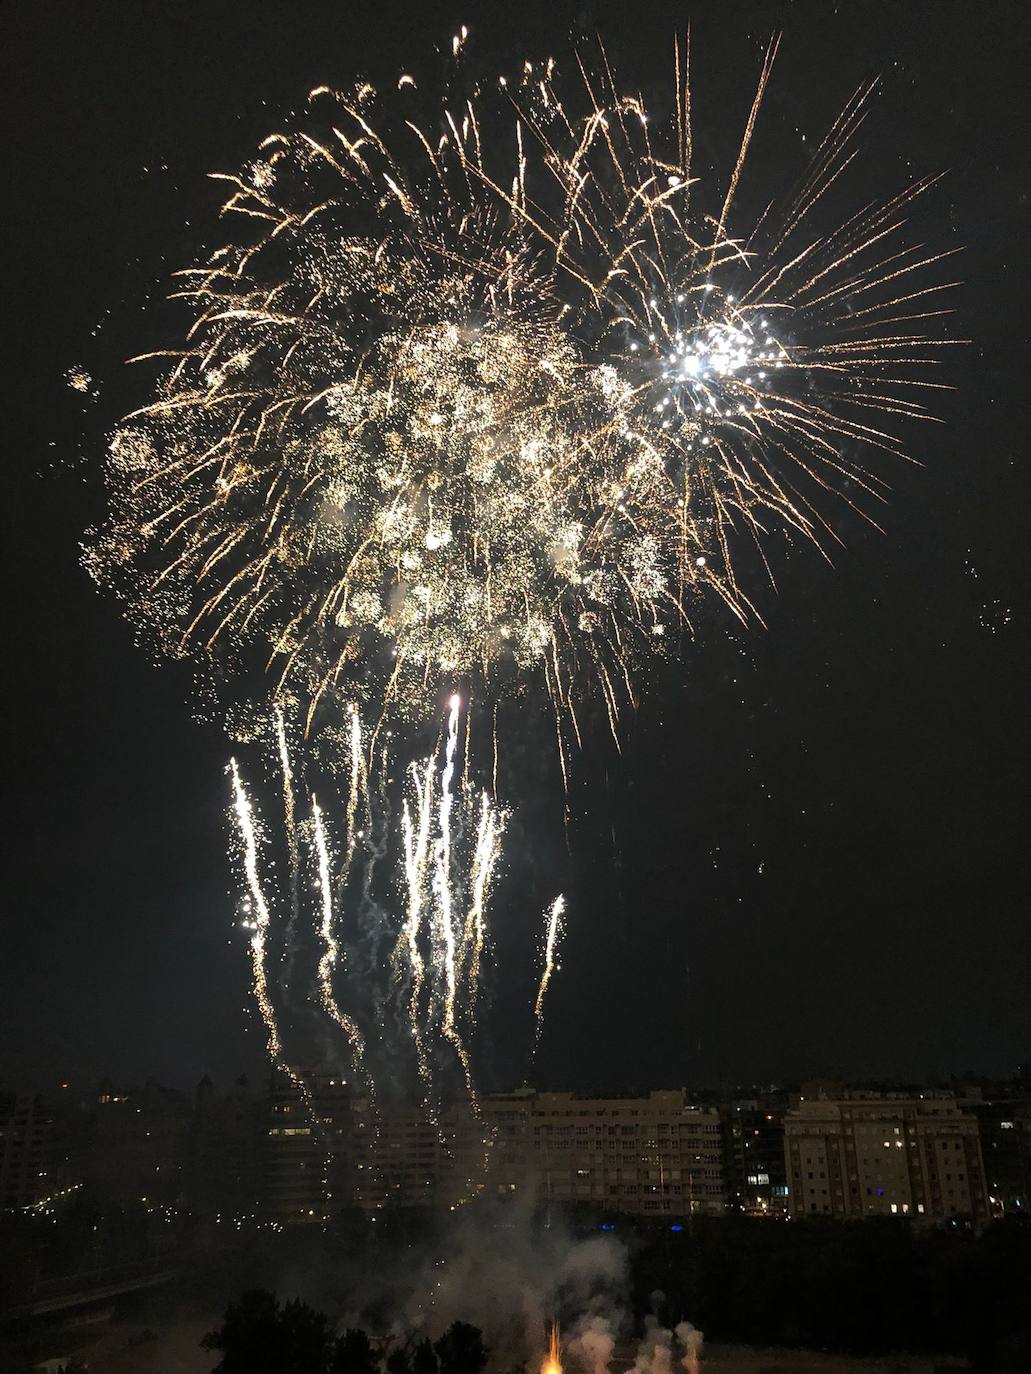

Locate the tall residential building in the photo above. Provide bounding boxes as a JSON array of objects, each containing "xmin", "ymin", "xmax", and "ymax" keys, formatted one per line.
[
  {"xmin": 721, "ymin": 1093, "xmax": 789, "ymax": 1215},
  {"xmin": 962, "ymin": 1083, "xmax": 1031, "ymax": 1217},
  {"xmin": 783, "ymin": 1086, "xmax": 989, "ymax": 1223},
  {"xmin": 0, "ymin": 1092, "xmax": 60, "ymax": 1210},
  {"xmin": 265, "ymin": 1070, "xmax": 355, "ymax": 1223}
]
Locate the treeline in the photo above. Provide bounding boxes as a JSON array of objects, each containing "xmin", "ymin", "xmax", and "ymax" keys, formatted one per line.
[
  {"xmin": 203, "ymin": 1292, "xmax": 489, "ymax": 1374},
  {"xmin": 627, "ymin": 1214, "xmax": 1031, "ymax": 1372}
]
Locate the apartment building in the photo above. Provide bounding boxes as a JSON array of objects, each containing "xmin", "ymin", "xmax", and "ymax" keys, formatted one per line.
[
  {"xmin": 347, "ymin": 1087, "xmax": 724, "ymax": 1218},
  {"xmin": 784, "ymin": 1087, "xmax": 989, "ymax": 1223}
]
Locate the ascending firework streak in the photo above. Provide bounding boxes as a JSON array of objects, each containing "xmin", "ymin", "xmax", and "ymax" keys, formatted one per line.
[{"xmin": 534, "ymin": 896, "xmax": 566, "ymax": 1045}]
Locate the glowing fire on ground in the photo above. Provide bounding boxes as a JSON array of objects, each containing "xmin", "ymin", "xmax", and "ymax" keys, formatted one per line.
[{"xmin": 541, "ymin": 1322, "xmax": 562, "ymax": 1374}]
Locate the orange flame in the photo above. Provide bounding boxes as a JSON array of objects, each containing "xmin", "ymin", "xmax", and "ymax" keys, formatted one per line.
[{"xmin": 541, "ymin": 1322, "xmax": 562, "ymax": 1374}]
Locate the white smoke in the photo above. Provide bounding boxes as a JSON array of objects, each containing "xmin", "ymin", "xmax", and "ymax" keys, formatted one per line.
[
  {"xmin": 625, "ymin": 1314, "xmax": 704, "ymax": 1374},
  {"xmin": 566, "ymin": 1313, "xmax": 617, "ymax": 1374},
  {"xmin": 330, "ymin": 1198, "xmax": 627, "ymax": 1368},
  {"xmin": 674, "ymin": 1322, "xmax": 703, "ymax": 1374}
]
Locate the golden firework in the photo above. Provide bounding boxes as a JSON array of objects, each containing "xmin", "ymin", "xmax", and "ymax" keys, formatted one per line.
[{"xmin": 87, "ymin": 35, "xmax": 959, "ymax": 754}]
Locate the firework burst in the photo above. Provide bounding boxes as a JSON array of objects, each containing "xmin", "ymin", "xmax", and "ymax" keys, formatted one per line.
[{"xmin": 86, "ymin": 35, "xmax": 959, "ymax": 754}]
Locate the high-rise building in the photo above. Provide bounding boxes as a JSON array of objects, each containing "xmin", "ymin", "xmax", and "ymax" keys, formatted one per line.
[
  {"xmin": 349, "ymin": 1094, "xmax": 449, "ymax": 1212},
  {"xmin": 0, "ymin": 1092, "xmax": 60, "ymax": 1210},
  {"xmin": 960, "ymin": 1080, "xmax": 1031, "ymax": 1217},
  {"xmin": 264, "ymin": 1070, "xmax": 355, "ymax": 1223},
  {"xmin": 783, "ymin": 1086, "xmax": 989, "ymax": 1223},
  {"xmin": 721, "ymin": 1093, "xmax": 789, "ymax": 1215}
]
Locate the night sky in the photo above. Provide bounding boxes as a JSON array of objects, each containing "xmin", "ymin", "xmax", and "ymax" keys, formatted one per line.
[{"xmin": 3, "ymin": 0, "xmax": 1028, "ymax": 1096}]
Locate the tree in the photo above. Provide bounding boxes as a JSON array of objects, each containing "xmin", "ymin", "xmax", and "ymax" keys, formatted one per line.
[
  {"xmin": 333, "ymin": 1327, "xmax": 380, "ymax": 1374},
  {"xmin": 280, "ymin": 1297, "xmax": 333, "ymax": 1374},
  {"xmin": 434, "ymin": 1322, "xmax": 488, "ymax": 1374},
  {"xmin": 412, "ymin": 1336, "xmax": 439, "ymax": 1374},
  {"xmin": 202, "ymin": 1288, "xmax": 331, "ymax": 1374},
  {"xmin": 386, "ymin": 1345, "xmax": 412, "ymax": 1374}
]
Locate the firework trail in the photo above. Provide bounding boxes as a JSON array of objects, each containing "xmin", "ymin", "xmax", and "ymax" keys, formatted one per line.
[
  {"xmin": 230, "ymin": 755, "xmax": 339, "ymax": 1215},
  {"xmin": 312, "ymin": 795, "xmax": 371, "ymax": 1094},
  {"xmin": 434, "ymin": 696, "xmax": 462, "ymax": 1048},
  {"xmin": 400, "ymin": 750, "xmax": 436, "ymax": 1095},
  {"xmin": 229, "ymin": 758, "xmax": 283, "ymax": 1064},
  {"xmin": 461, "ymin": 790, "xmax": 504, "ymax": 1006},
  {"xmin": 343, "ymin": 703, "xmax": 364, "ymax": 875},
  {"xmin": 231, "ymin": 700, "xmax": 510, "ymax": 1106},
  {"xmin": 273, "ymin": 707, "xmax": 305, "ymax": 1001},
  {"xmin": 534, "ymin": 895, "xmax": 566, "ymax": 1044},
  {"xmin": 392, "ymin": 697, "xmax": 507, "ymax": 1105},
  {"xmin": 433, "ymin": 697, "xmax": 482, "ymax": 1112}
]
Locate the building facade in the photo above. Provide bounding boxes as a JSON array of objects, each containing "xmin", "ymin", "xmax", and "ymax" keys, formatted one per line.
[
  {"xmin": 964, "ymin": 1084, "xmax": 1031, "ymax": 1217},
  {"xmin": 345, "ymin": 1087, "xmax": 725, "ymax": 1219},
  {"xmin": 265, "ymin": 1070, "xmax": 355, "ymax": 1223},
  {"xmin": 0, "ymin": 1093, "xmax": 58, "ymax": 1210},
  {"xmin": 784, "ymin": 1087, "xmax": 989, "ymax": 1223}
]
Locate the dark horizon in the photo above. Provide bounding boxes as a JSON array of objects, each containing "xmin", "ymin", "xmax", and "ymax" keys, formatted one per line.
[{"xmin": 2, "ymin": 0, "xmax": 1028, "ymax": 1094}]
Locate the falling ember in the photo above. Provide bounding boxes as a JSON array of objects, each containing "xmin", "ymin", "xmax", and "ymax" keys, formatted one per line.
[
  {"xmin": 233, "ymin": 703, "xmax": 510, "ymax": 1108},
  {"xmin": 534, "ymin": 895, "xmax": 566, "ymax": 1043},
  {"xmin": 541, "ymin": 1322, "xmax": 562, "ymax": 1374},
  {"xmin": 66, "ymin": 365, "xmax": 94, "ymax": 395},
  {"xmin": 395, "ymin": 697, "xmax": 507, "ymax": 1103}
]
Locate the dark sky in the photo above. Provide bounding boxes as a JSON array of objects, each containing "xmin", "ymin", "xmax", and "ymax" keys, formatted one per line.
[{"xmin": 2, "ymin": 0, "xmax": 1028, "ymax": 1096}]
